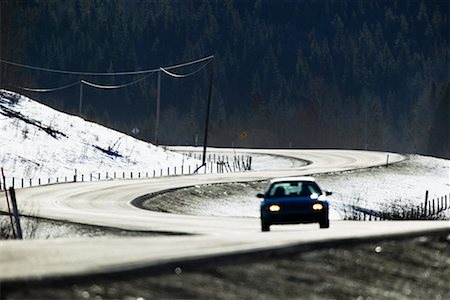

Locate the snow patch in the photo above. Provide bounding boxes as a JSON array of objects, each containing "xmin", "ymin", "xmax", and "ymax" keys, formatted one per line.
[{"xmin": 0, "ymin": 90, "xmax": 200, "ymax": 182}]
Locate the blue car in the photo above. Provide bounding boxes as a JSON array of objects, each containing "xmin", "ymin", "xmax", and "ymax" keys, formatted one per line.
[{"xmin": 257, "ymin": 177, "xmax": 331, "ymax": 231}]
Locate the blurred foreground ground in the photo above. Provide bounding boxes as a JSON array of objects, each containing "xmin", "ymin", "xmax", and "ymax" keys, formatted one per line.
[{"xmin": 2, "ymin": 232, "xmax": 449, "ymax": 300}]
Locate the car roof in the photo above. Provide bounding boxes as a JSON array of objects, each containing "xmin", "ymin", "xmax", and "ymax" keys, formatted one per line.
[{"xmin": 269, "ymin": 176, "xmax": 316, "ymax": 184}]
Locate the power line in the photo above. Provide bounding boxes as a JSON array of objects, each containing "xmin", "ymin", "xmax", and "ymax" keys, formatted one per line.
[
  {"xmin": 7, "ymin": 55, "xmax": 214, "ymax": 92},
  {"xmin": 163, "ymin": 55, "xmax": 214, "ymax": 71},
  {"xmin": 160, "ymin": 59, "xmax": 212, "ymax": 78},
  {"xmin": 12, "ymin": 72, "xmax": 154, "ymax": 93},
  {"xmin": 12, "ymin": 81, "xmax": 80, "ymax": 93},
  {"xmin": 1, "ymin": 59, "xmax": 154, "ymax": 76},
  {"xmin": 0, "ymin": 55, "xmax": 214, "ymax": 76},
  {"xmin": 81, "ymin": 73, "xmax": 154, "ymax": 90},
  {"xmin": 4, "ymin": 54, "xmax": 215, "ymax": 148}
]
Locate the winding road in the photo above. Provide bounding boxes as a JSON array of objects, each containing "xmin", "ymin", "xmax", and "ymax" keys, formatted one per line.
[{"xmin": 0, "ymin": 149, "xmax": 448, "ymax": 282}]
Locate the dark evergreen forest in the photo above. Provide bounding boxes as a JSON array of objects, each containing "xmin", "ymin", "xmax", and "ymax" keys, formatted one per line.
[{"xmin": 0, "ymin": 0, "xmax": 448, "ymax": 158}]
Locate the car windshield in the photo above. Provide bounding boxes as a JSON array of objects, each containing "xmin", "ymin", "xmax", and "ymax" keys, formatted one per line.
[{"xmin": 267, "ymin": 181, "xmax": 322, "ymax": 198}]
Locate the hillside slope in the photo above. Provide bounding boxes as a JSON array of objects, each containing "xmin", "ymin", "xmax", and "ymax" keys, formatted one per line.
[{"xmin": 0, "ymin": 90, "xmax": 199, "ymax": 182}]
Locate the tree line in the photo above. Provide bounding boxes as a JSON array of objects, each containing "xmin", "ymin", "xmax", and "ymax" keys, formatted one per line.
[{"xmin": 0, "ymin": 0, "xmax": 448, "ymax": 158}]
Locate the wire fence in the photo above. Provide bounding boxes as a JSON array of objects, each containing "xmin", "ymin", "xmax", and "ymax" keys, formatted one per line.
[
  {"xmin": 181, "ymin": 152, "xmax": 252, "ymax": 173},
  {"xmin": 0, "ymin": 154, "xmax": 252, "ymax": 190},
  {"xmin": 344, "ymin": 191, "xmax": 450, "ymax": 221}
]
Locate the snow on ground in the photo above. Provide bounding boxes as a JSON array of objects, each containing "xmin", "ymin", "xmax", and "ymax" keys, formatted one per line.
[
  {"xmin": 145, "ymin": 154, "xmax": 449, "ymax": 221},
  {"xmin": 0, "ymin": 90, "xmax": 201, "ymax": 185},
  {"xmin": 316, "ymin": 155, "xmax": 450, "ymax": 217}
]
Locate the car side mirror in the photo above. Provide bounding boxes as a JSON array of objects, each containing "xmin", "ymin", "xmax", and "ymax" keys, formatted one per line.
[
  {"xmin": 325, "ymin": 191, "xmax": 332, "ymax": 196},
  {"xmin": 256, "ymin": 193, "xmax": 265, "ymax": 198}
]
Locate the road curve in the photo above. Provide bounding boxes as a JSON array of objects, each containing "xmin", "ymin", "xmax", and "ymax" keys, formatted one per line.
[{"xmin": 0, "ymin": 149, "xmax": 448, "ymax": 281}]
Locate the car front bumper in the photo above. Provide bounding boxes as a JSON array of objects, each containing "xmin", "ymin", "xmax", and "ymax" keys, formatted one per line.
[{"xmin": 262, "ymin": 210, "xmax": 327, "ymax": 224}]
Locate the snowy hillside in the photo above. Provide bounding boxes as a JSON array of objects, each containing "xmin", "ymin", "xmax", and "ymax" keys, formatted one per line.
[{"xmin": 0, "ymin": 90, "xmax": 200, "ymax": 183}]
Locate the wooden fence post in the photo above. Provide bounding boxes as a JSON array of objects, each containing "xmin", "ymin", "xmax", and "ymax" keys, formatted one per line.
[
  {"xmin": 9, "ymin": 187, "xmax": 22, "ymax": 239},
  {"xmin": 1, "ymin": 168, "xmax": 17, "ymax": 239}
]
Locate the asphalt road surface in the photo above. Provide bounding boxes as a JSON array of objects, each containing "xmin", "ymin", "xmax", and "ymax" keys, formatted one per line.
[{"xmin": 1, "ymin": 149, "xmax": 448, "ymax": 282}]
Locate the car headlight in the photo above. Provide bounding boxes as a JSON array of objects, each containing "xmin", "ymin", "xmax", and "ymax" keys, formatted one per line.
[
  {"xmin": 312, "ymin": 203, "xmax": 324, "ymax": 211},
  {"xmin": 268, "ymin": 204, "xmax": 281, "ymax": 212}
]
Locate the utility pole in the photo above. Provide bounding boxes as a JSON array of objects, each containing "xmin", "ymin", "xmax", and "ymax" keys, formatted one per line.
[
  {"xmin": 154, "ymin": 68, "xmax": 161, "ymax": 146},
  {"xmin": 78, "ymin": 81, "xmax": 83, "ymax": 116},
  {"xmin": 202, "ymin": 62, "xmax": 215, "ymax": 166},
  {"xmin": 0, "ymin": 0, "xmax": 3, "ymax": 89},
  {"xmin": 153, "ymin": 56, "xmax": 214, "ymax": 147}
]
